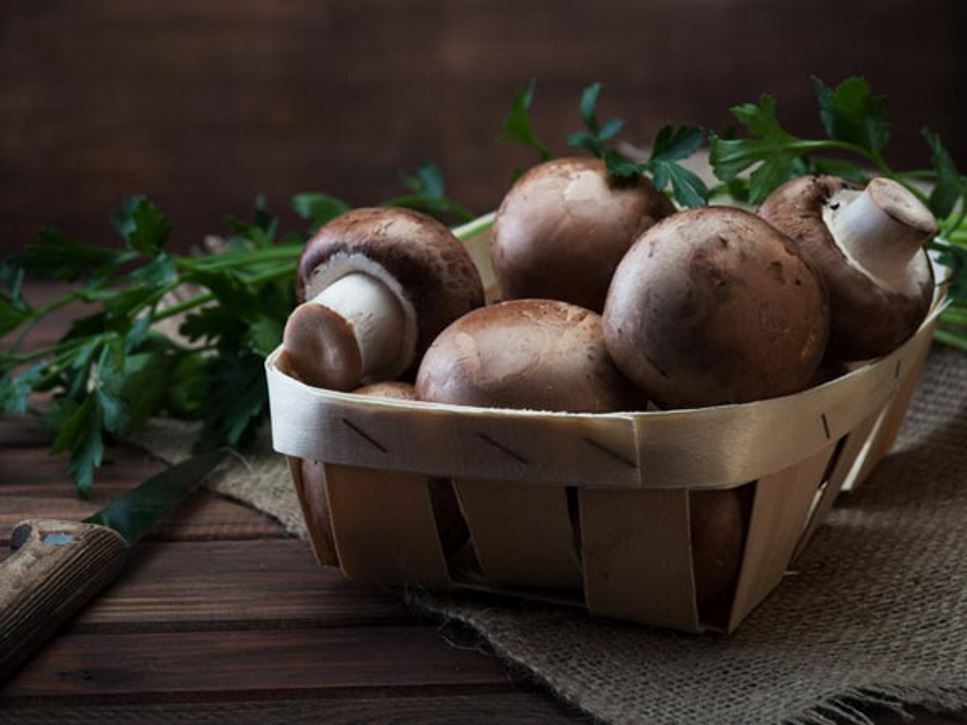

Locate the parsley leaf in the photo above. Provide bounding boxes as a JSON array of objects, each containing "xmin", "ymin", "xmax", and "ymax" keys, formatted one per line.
[
  {"xmin": 709, "ymin": 94, "xmax": 801, "ymax": 203},
  {"xmin": 50, "ymin": 395, "xmax": 104, "ymax": 499},
  {"xmin": 811, "ymin": 76, "xmax": 890, "ymax": 156},
  {"xmin": 112, "ymin": 195, "xmax": 171, "ymax": 254},
  {"xmin": 647, "ymin": 125, "xmax": 709, "ymax": 208},
  {"xmin": 165, "ymin": 352, "xmax": 214, "ymax": 418},
  {"xmin": 19, "ymin": 228, "xmax": 127, "ymax": 281},
  {"xmin": 498, "ymin": 79, "xmax": 552, "ymax": 162},
  {"xmin": 384, "ymin": 162, "xmax": 475, "ymax": 222},
  {"xmin": 568, "ymin": 82, "xmax": 626, "ymax": 160},
  {"xmin": 292, "ymin": 193, "xmax": 352, "ymax": 234},
  {"xmin": 226, "ymin": 195, "xmax": 280, "ymax": 249},
  {"xmin": 0, "ymin": 363, "xmax": 44, "ymax": 415},
  {"xmin": 194, "ymin": 352, "xmax": 267, "ymax": 452},
  {"xmin": 566, "ymin": 84, "xmax": 708, "ymax": 207},
  {"xmin": 922, "ymin": 128, "xmax": 964, "ymax": 219}
]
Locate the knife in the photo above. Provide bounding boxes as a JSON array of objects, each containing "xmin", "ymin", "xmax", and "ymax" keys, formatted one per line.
[{"xmin": 0, "ymin": 450, "xmax": 226, "ymax": 683}]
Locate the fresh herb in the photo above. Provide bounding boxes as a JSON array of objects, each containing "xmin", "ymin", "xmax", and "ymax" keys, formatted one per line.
[
  {"xmin": 383, "ymin": 162, "xmax": 475, "ymax": 222},
  {"xmin": 291, "ymin": 193, "xmax": 352, "ymax": 235},
  {"xmin": 566, "ymin": 83, "xmax": 709, "ymax": 208},
  {"xmin": 1, "ymin": 170, "xmax": 478, "ymax": 495},
  {"xmin": 567, "ymin": 82, "xmax": 626, "ymax": 158},
  {"xmin": 498, "ymin": 79, "xmax": 552, "ymax": 174}
]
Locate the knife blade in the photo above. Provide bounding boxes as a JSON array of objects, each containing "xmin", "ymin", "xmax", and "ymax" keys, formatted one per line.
[{"xmin": 0, "ymin": 450, "xmax": 226, "ymax": 683}]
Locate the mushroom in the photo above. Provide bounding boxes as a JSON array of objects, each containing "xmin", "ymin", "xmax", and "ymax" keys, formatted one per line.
[
  {"xmin": 491, "ymin": 157, "xmax": 676, "ymax": 312},
  {"xmin": 352, "ymin": 381, "xmax": 422, "ymax": 399},
  {"xmin": 690, "ymin": 488, "xmax": 749, "ymax": 622},
  {"xmin": 758, "ymin": 176, "xmax": 937, "ymax": 360},
  {"xmin": 416, "ymin": 299, "xmax": 643, "ymax": 412},
  {"xmin": 603, "ymin": 207, "xmax": 830, "ymax": 409},
  {"xmin": 281, "ymin": 207, "xmax": 485, "ymax": 390}
]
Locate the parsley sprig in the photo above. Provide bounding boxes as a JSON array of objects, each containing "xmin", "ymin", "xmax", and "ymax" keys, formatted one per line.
[
  {"xmin": 500, "ymin": 81, "xmax": 709, "ymax": 208},
  {"xmin": 709, "ymin": 76, "xmax": 967, "ymax": 350},
  {"xmin": 0, "ymin": 171, "xmax": 475, "ymax": 495}
]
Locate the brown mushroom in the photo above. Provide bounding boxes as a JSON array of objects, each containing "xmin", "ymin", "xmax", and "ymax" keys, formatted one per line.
[
  {"xmin": 690, "ymin": 488, "xmax": 749, "ymax": 623},
  {"xmin": 491, "ymin": 157, "xmax": 676, "ymax": 312},
  {"xmin": 281, "ymin": 207, "xmax": 484, "ymax": 390},
  {"xmin": 416, "ymin": 299, "xmax": 643, "ymax": 412},
  {"xmin": 603, "ymin": 207, "xmax": 830, "ymax": 409},
  {"xmin": 352, "ymin": 381, "xmax": 421, "ymax": 399},
  {"xmin": 759, "ymin": 175, "xmax": 936, "ymax": 360}
]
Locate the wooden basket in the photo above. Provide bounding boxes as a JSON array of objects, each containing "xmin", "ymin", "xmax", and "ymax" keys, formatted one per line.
[{"xmin": 266, "ymin": 225, "xmax": 946, "ymax": 633}]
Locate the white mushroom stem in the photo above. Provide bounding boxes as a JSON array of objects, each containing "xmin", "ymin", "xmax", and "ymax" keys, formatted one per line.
[
  {"xmin": 825, "ymin": 177, "xmax": 937, "ymax": 288},
  {"xmin": 306, "ymin": 272, "xmax": 412, "ymax": 378}
]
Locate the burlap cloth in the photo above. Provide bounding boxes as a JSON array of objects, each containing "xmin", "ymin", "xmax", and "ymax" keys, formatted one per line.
[{"xmin": 131, "ymin": 347, "xmax": 967, "ymax": 725}]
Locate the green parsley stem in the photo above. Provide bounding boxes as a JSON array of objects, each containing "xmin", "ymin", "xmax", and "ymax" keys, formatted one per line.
[
  {"xmin": 176, "ymin": 245, "xmax": 303, "ymax": 274},
  {"xmin": 941, "ymin": 307, "xmax": 967, "ymax": 326},
  {"xmin": 7, "ymin": 291, "xmax": 84, "ymax": 354},
  {"xmin": 2, "ymin": 333, "xmax": 98, "ymax": 365},
  {"xmin": 152, "ymin": 292, "xmax": 214, "ymax": 323},
  {"xmin": 452, "ymin": 212, "xmax": 496, "ymax": 241},
  {"xmin": 789, "ymin": 140, "xmax": 930, "ymax": 205},
  {"xmin": 934, "ymin": 328, "xmax": 967, "ymax": 351}
]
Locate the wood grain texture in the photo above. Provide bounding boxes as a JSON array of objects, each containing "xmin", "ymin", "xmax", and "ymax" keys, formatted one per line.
[
  {"xmin": 0, "ymin": 520, "xmax": 128, "ymax": 683},
  {"xmin": 0, "ymin": 626, "xmax": 510, "ymax": 698},
  {"xmin": 1, "ymin": 0, "xmax": 964, "ymax": 251},
  {"xmin": 0, "ymin": 484, "xmax": 284, "ymax": 546},
  {"xmin": 71, "ymin": 539, "xmax": 410, "ymax": 632},
  {"xmin": 0, "ymin": 692, "xmax": 582, "ymax": 724}
]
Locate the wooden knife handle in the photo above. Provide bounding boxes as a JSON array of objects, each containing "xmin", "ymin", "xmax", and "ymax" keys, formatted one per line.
[{"xmin": 0, "ymin": 519, "xmax": 128, "ymax": 683}]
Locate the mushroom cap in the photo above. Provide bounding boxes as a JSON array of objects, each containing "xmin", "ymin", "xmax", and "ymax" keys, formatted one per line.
[
  {"xmin": 352, "ymin": 381, "xmax": 418, "ymax": 400},
  {"xmin": 297, "ymin": 207, "xmax": 485, "ymax": 368},
  {"xmin": 603, "ymin": 207, "xmax": 830, "ymax": 408},
  {"xmin": 416, "ymin": 299, "xmax": 644, "ymax": 413},
  {"xmin": 691, "ymin": 488, "xmax": 747, "ymax": 622},
  {"xmin": 758, "ymin": 175, "xmax": 934, "ymax": 360},
  {"xmin": 491, "ymin": 157, "xmax": 676, "ymax": 312}
]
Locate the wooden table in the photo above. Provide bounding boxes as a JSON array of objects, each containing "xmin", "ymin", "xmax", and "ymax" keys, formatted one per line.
[
  {"xmin": 0, "ymin": 287, "xmax": 961, "ymax": 723},
  {"xmin": 0, "ymin": 417, "xmax": 585, "ymax": 722}
]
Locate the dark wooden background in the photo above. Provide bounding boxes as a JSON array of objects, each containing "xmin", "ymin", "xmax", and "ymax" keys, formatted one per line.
[{"xmin": 2, "ymin": 0, "xmax": 965, "ymax": 252}]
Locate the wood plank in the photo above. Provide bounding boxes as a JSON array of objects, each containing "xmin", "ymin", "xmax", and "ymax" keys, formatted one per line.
[
  {"xmin": 0, "ymin": 626, "xmax": 510, "ymax": 699},
  {"xmin": 0, "ymin": 417, "xmax": 52, "ymax": 448},
  {"xmin": 0, "ymin": 698, "xmax": 958, "ymax": 725},
  {"xmin": 0, "ymin": 490, "xmax": 283, "ymax": 546},
  {"xmin": 1, "ymin": 438, "xmax": 284, "ymax": 544},
  {"xmin": 70, "ymin": 539, "xmax": 409, "ymax": 632},
  {"xmin": 0, "ymin": 691, "xmax": 581, "ymax": 723}
]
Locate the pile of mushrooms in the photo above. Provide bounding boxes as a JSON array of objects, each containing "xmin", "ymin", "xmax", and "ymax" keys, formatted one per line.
[{"xmin": 279, "ymin": 164, "xmax": 939, "ymax": 620}]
